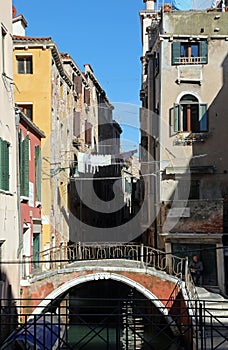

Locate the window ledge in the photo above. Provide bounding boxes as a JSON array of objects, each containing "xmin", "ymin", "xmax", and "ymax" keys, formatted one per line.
[
  {"xmin": 35, "ymin": 201, "xmax": 42, "ymax": 208},
  {"xmin": 174, "ymin": 132, "xmax": 209, "ymax": 146},
  {"xmin": 20, "ymin": 196, "xmax": 29, "ymax": 202},
  {"xmin": 0, "ymin": 189, "xmax": 13, "ymax": 196}
]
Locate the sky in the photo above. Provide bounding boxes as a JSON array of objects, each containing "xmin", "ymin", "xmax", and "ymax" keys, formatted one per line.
[{"xmin": 13, "ymin": 0, "xmax": 145, "ymax": 151}]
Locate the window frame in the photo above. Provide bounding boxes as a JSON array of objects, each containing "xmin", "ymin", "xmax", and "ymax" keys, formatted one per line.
[
  {"xmin": 16, "ymin": 55, "xmax": 33, "ymax": 74},
  {"xmin": 17, "ymin": 104, "xmax": 33, "ymax": 121},
  {"xmin": 172, "ymin": 95, "xmax": 208, "ymax": 133},
  {"xmin": 172, "ymin": 41, "xmax": 208, "ymax": 65}
]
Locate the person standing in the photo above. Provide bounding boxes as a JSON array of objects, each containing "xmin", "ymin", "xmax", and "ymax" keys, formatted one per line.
[{"xmin": 189, "ymin": 255, "xmax": 203, "ymax": 285}]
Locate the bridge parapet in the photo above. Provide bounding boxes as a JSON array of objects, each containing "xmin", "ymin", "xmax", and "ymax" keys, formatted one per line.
[
  {"xmin": 21, "ymin": 243, "xmax": 199, "ymax": 311},
  {"xmin": 23, "ymin": 242, "xmax": 185, "ymax": 280}
]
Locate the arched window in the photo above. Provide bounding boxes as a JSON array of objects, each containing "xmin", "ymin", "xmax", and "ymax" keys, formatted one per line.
[{"xmin": 173, "ymin": 94, "xmax": 208, "ymax": 133}]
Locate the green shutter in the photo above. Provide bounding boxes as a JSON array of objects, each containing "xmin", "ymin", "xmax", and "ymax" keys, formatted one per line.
[
  {"xmin": 3, "ymin": 141, "xmax": 9, "ymax": 191},
  {"xmin": 35, "ymin": 146, "xmax": 41, "ymax": 202},
  {"xmin": 33, "ymin": 233, "xmax": 40, "ymax": 269},
  {"xmin": 200, "ymin": 41, "xmax": 208, "ymax": 64},
  {"xmin": 22, "ymin": 136, "xmax": 29, "ymax": 197},
  {"xmin": 0, "ymin": 139, "xmax": 9, "ymax": 191},
  {"xmin": 172, "ymin": 42, "xmax": 181, "ymax": 65},
  {"xmin": 199, "ymin": 104, "xmax": 208, "ymax": 132},
  {"xmin": 174, "ymin": 104, "xmax": 180, "ymax": 132},
  {"xmin": 0, "ymin": 138, "xmax": 3, "ymax": 189},
  {"xmin": 19, "ymin": 130, "xmax": 24, "ymax": 195}
]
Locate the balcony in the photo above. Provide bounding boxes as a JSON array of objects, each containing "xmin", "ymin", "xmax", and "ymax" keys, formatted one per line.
[{"xmin": 174, "ymin": 132, "xmax": 209, "ymax": 146}]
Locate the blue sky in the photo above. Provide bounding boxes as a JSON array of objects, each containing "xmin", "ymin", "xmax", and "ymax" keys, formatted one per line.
[{"xmin": 13, "ymin": 0, "xmax": 144, "ymax": 150}]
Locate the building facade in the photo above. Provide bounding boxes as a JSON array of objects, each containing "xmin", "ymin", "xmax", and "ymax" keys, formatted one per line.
[
  {"xmin": 13, "ymin": 13, "xmax": 73, "ymax": 252},
  {"xmin": 17, "ymin": 109, "xmax": 45, "ymax": 277},
  {"xmin": 0, "ymin": 0, "xmax": 20, "ymax": 342},
  {"xmin": 140, "ymin": 0, "xmax": 228, "ymax": 293}
]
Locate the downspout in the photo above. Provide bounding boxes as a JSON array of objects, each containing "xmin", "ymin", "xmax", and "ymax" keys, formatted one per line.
[
  {"xmin": 157, "ymin": 29, "xmax": 164, "ymax": 249},
  {"xmin": 15, "ymin": 108, "xmax": 23, "ymax": 258}
]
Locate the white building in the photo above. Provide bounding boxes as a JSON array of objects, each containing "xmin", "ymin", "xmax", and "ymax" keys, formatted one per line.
[
  {"xmin": 0, "ymin": 0, "xmax": 20, "ymax": 341},
  {"xmin": 140, "ymin": 0, "xmax": 228, "ymax": 294}
]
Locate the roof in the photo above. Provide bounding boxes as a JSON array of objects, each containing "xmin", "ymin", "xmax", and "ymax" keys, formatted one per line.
[
  {"xmin": 16, "ymin": 107, "xmax": 46, "ymax": 139},
  {"xmin": 13, "ymin": 36, "xmax": 72, "ymax": 87},
  {"xmin": 13, "ymin": 35, "xmax": 52, "ymax": 43}
]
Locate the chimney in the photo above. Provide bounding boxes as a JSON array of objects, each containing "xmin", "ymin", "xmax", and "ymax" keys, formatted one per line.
[
  {"xmin": 143, "ymin": 0, "xmax": 155, "ymax": 10},
  {"xmin": 12, "ymin": 6, "xmax": 27, "ymax": 36}
]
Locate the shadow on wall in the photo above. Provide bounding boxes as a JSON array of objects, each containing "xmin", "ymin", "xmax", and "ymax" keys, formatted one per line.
[
  {"xmin": 0, "ymin": 273, "xmax": 18, "ymax": 344},
  {"xmin": 161, "ymin": 54, "xmax": 228, "ymax": 288}
]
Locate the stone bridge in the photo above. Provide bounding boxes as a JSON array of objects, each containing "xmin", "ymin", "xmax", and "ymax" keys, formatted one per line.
[{"xmin": 21, "ymin": 243, "xmax": 197, "ymax": 314}]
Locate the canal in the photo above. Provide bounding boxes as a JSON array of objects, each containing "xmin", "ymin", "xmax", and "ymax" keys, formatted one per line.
[{"xmin": 63, "ymin": 280, "xmax": 181, "ymax": 350}]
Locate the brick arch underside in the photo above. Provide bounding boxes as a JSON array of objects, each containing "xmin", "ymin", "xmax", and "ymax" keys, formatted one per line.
[{"xmin": 30, "ymin": 271, "xmax": 177, "ymax": 320}]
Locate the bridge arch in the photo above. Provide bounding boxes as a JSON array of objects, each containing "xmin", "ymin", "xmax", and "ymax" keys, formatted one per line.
[{"xmin": 32, "ymin": 272, "xmax": 173, "ymax": 322}]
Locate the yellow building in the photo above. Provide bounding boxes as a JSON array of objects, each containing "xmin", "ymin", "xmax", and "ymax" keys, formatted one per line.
[{"xmin": 13, "ymin": 20, "xmax": 72, "ymax": 252}]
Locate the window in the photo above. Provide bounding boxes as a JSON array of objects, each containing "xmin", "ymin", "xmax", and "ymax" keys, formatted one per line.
[
  {"xmin": 35, "ymin": 146, "xmax": 41, "ymax": 202},
  {"xmin": 178, "ymin": 179, "xmax": 200, "ymax": 200},
  {"xmin": 18, "ymin": 104, "xmax": 33, "ymax": 121},
  {"xmin": 1, "ymin": 27, "xmax": 6, "ymax": 73},
  {"xmin": 0, "ymin": 138, "xmax": 10, "ymax": 191},
  {"xmin": 19, "ymin": 131, "xmax": 29, "ymax": 197},
  {"xmin": 172, "ymin": 41, "xmax": 208, "ymax": 65},
  {"xmin": 17, "ymin": 56, "xmax": 33, "ymax": 74},
  {"xmin": 173, "ymin": 94, "xmax": 208, "ymax": 133}
]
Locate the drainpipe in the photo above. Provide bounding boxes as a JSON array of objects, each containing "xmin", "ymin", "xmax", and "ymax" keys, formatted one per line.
[
  {"xmin": 15, "ymin": 108, "xmax": 23, "ymax": 258},
  {"xmin": 157, "ymin": 36, "xmax": 164, "ymax": 249}
]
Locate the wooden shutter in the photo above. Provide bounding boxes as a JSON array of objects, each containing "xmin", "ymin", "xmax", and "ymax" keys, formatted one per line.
[
  {"xmin": 85, "ymin": 120, "xmax": 92, "ymax": 145},
  {"xmin": 0, "ymin": 139, "xmax": 9, "ymax": 191},
  {"xmin": 85, "ymin": 88, "xmax": 91, "ymax": 106},
  {"xmin": 22, "ymin": 136, "xmax": 29, "ymax": 197},
  {"xmin": 172, "ymin": 42, "xmax": 181, "ymax": 65},
  {"xmin": 0, "ymin": 138, "xmax": 3, "ymax": 189},
  {"xmin": 200, "ymin": 41, "xmax": 208, "ymax": 64},
  {"xmin": 74, "ymin": 75, "xmax": 82, "ymax": 94},
  {"xmin": 3, "ymin": 141, "xmax": 9, "ymax": 191},
  {"xmin": 174, "ymin": 104, "xmax": 180, "ymax": 132},
  {"xmin": 35, "ymin": 146, "xmax": 41, "ymax": 202},
  {"xmin": 73, "ymin": 110, "xmax": 81, "ymax": 137},
  {"xmin": 32, "ymin": 233, "xmax": 40, "ymax": 269},
  {"xmin": 199, "ymin": 104, "xmax": 208, "ymax": 132}
]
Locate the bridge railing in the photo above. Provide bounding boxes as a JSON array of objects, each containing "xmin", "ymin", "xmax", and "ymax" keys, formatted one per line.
[{"xmin": 23, "ymin": 242, "xmax": 186, "ymax": 281}]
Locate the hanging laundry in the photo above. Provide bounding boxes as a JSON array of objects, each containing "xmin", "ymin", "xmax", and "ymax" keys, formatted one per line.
[
  {"xmin": 77, "ymin": 152, "xmax": 112, "ymax": 174},
  {"xmin": 78, "ymin": 152, "xmax": 85, "ymax": 173}
]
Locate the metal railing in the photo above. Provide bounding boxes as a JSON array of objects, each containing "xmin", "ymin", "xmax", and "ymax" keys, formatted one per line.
[
  {"xmin": 175, "ymin": 56, "xmax": 206, "ymax": 65},
  {"xmin": 22, "ymin": 242, "xmax": 186, "ymax": 280},
  {"xmin": 1, "ymin": 296, "xmax": 227, "ymax": 349}
]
